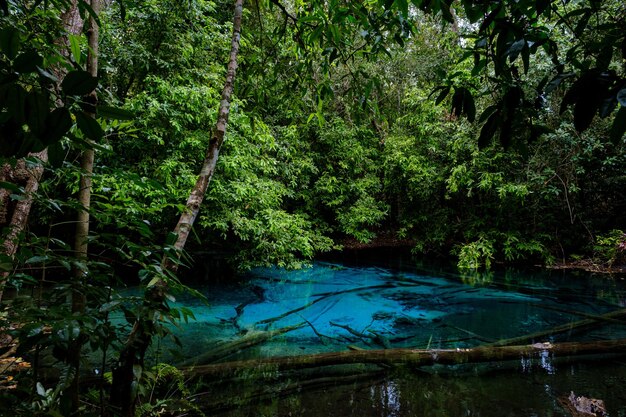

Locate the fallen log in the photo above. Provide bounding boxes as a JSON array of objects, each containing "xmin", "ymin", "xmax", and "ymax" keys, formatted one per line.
[{"xmin": 182, "ymin": 338, "xmax": 626, "ymax": 378}]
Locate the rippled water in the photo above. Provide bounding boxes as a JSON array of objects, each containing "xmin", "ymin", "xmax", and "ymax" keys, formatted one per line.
[{"xmin": 159, "ymin": 258, "xmax": 626, "ymax": 416}]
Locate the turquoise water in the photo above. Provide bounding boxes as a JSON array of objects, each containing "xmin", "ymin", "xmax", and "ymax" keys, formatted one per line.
[
  {"xmin": 168, "ymin": 262, "xmax": 626, "ymax": 359},
  {"xmin": 160, "ymin": 260, "xmax": 626, "ymax": 416}
]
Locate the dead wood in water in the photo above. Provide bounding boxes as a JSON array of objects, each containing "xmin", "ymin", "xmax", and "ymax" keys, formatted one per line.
[
  {"xmin": 177, "ymin": 323, "xmax": 305, "ymax": 367},
  {"xmin": 182, "ymin": 338, "xmax": 626, "ymax": 379},
  {"xmin": 488, "ymin": 308, "xmax": 626, "ymax": 347}
]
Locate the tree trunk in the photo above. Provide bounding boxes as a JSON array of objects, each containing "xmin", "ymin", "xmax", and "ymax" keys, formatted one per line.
[
  {"xmin": 0, "ymin": 1, "xmax": 83, "ymax": 302},
  {"xmin": 165, "ymin": 0, "xmax": 244, "ymax": 269},
  {"xmin": 64, "ymin": 0, "xmax": 100, "ymax": 413},
  {"xmin": 110, "ymin": 1, "xmax": 244, "ymax": 415},
  {"xmin": 0, "ymin": 151, "xmax": 48, "ymax": 302}
]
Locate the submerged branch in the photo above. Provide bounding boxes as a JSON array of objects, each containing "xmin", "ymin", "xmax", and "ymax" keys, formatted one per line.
[
  {"xmin": 177, "ymin": 322, "xmax": 305, "ymax": 367},
  {"xmin": 487, "ymin": 308, "xmax": 626, "ymax": 347}
]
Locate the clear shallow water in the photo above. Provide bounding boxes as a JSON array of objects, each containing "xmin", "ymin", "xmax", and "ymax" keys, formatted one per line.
[
  {"xmin": 167, "ymin": 261, "xmax": 626, "ymax": 360},
  {"xmin": 158, "ymin": 259, "xmax": 626, "ymax": 416}
]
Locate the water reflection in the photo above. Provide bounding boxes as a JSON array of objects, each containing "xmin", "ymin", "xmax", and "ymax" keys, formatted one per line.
[
  {"xmin": 370, "ymin": 381, "xmax": 401, "ymax": 417},
  {"xmin": 167, "ymin": 260, "xmax": 626, "ymax": 416}
]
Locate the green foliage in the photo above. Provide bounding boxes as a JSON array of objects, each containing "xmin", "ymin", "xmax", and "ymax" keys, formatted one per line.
[
  {"xmin": 593, "ymin": 230, "xmax": 626, "ymax": 267},
  {"xmin": 456, "ymin": 237, "xmax": 495, "ymax": 270}
]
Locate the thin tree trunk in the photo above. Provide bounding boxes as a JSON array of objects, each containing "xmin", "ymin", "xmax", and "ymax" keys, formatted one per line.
[
  {"xmin": 64, "ymin": 0, "xmax": 100, "ymax": 413},
  {"xmin": 110, "ymin": 1, "xmax": 244, "ymax": 415},
  {"xmin": 165, "ymin": 0, "xmax": 244, "ymax": 269}
]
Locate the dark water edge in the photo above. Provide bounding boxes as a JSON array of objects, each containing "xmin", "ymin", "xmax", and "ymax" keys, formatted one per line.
[
  {"xmin": 153, "ymin": 250, "xmax": 626, "ymax": 416},
  {"xmin": 207, "ymin": 359, "xmax": 626, "ymax": 417}
]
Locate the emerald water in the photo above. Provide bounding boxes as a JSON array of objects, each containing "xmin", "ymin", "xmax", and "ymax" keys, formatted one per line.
[{"xmin": 162, "ymin": 257, "xmax": 626, "ymax": 416}]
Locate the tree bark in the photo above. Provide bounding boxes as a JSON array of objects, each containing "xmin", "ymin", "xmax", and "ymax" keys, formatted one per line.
[
  {"xmin": 1, "ymin": 0, "xmax": 86, "ymax": 411},
  {"xmin": 0, "ymin": 151, "xmax": 48, "ymax": 301},
  {"xmin": 110, "ymin": 1, "xmax": 244, "ymax": 415},
  {"xmin": 165, "ymin": 0, "xmax": 244, "ymax": 269},
  {"xmin": 64, "ymin": 0, "xmax": 100, "ymax": 413},
  {"xmin": 0, "ymin": 1, "xmax": 84, "ymax": 302}
]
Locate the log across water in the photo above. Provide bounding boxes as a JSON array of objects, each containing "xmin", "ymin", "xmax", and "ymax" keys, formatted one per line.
[{"xmin": 183, "ymin": 338, "xmax": 626, "ymax": 378}]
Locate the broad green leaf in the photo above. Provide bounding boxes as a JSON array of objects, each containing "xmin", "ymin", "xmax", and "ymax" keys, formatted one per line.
[
  {"xmin": 478, "ymin": 105, "xmax": 498, "ymax": 124},
  {"xmin": 0, "ymin": 27, "xmax": 20, "ymax": 60},
  {"xmin": 507, "ymin": 39, "xmax": 525, "ymax": 62},
  {"xmin": 463, "ymin": 90, "xmax": 476, "ymax": 122},
  {"xmin": 61, "ymin": 70, "xmax": 98, "ymax": 96},
  {"xmin": 165, "ymin": 232, "xmax": 178, "ymax": 246},
  {"xmin": 75, "ymin": 110, "xmax": 104, "ymax": 141},
  {"xmin": 434, "ymin": 86, "xmax": 450, "ymax": 105},
  {"xmin": 0, "ymin": 181, "xmax": 22, "ymax": 193},
  {"xmin": 47, "ymin": 141, "xmax": 66, "ymax": 168},
  {"xmin": 13, "ymin": 50, "xmax": 43, "ymax": 73},
  {"xmin": 69, "ymin": 34, "xmax": 82, "ymax": 65},
  {"xmin": 26, "ymin": 255, "xmax": 49, "ymax": 264},
  {"xmin": 43, "ymin": 107, "xmax": 72, "ymax": 145},
  {"xmin": 478, "ymin": 112, "xmax": 499, "ymax": 149},
  {"xmin": 26, "ymin": 91, "xmax": 48, "ymax": 135},
  {"xmin": 0, "ymin": 261, "xmax": 12, "ymax": 272}
]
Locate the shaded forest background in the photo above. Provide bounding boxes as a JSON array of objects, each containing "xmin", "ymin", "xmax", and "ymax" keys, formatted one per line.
[{"xmin": 1, "ymin": 0, "xmax": 626, "ymax": 415}]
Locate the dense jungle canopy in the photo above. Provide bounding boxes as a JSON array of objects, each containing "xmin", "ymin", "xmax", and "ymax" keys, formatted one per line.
[{"xmin": 0, "ymin": 0, "xmax": 626, "ymax": 415}]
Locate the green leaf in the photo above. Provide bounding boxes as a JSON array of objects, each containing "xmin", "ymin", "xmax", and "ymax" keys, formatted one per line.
[
  {"xmin": 451, "ymin": 87, "xmax": 464, "ymax": 118},
  {"xmin": 434, "ymin": 86, "xmax": 450, "ymax": 105},
  {"xmin": 462, "ymin": 90, "xmax": 476, "ymax": 122},
  {"xmin": 26, "ymin": 91, "xmax": 48, "ymax": 135},
  {"xmin": 78, "ymin": 0, "xmax": 101, "ymax": 26},
  {"xmin": 0, "ymin": 27, "xmax": 20, "ymax": 60},
  {"xmin": 165, "ymin": 232, "xmax": 178, "ymax": 246},
  {"xmin": 0, "ymin": 181, "xmax": 22, "ymax": 193},
  {"xmin": 43, "ymin": 107, "xmax": 72, "ymax": 145},
  {"xmin": 26, "ymin": 255, "xmax": 49, "ymax": 264},
  {"xmin": 395, "ymin": 0, "xmax": 409, "ymax": 17},
  {"xmin": 506, "ymin": 39, "xmax": 526, "ymax": 62},
  {"xmin": 69, "ymin": 34, "xmax": 82, "ymax": 65},
  {"xmin": 48, "ymin": 141, "xmax": 66, "ymax": 168},
  {"xmin": 610, "ymin": 107, "xmax": 626, "ymax": 145},
  {"xmin": 61, "ymin": 70, "xmax": 98, "ymax": 96},
  {"xmin": 617, "ymin": 89, "xmax": 626, "ymax": 107},
  {"xmin": 75, "ymin": 111, "xmax": 104, "ymax": 141},
  {"xmin": 13, "ymin": 50, "xmax": 43, "ymax": 73},
  {"xmin": 97, "ymin": 105, "xmax": 135, "ymax": 120},
  {"xmin": 478, "ymin": 105, "xmax": 498, "ymax": 124},
  {"xmin": 0, "ymin": 261, "xmax": 12, "ymax": 272},
  {"xmin": 478, "ymin": 112, "xmax": 499, "ymax": 149}
]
